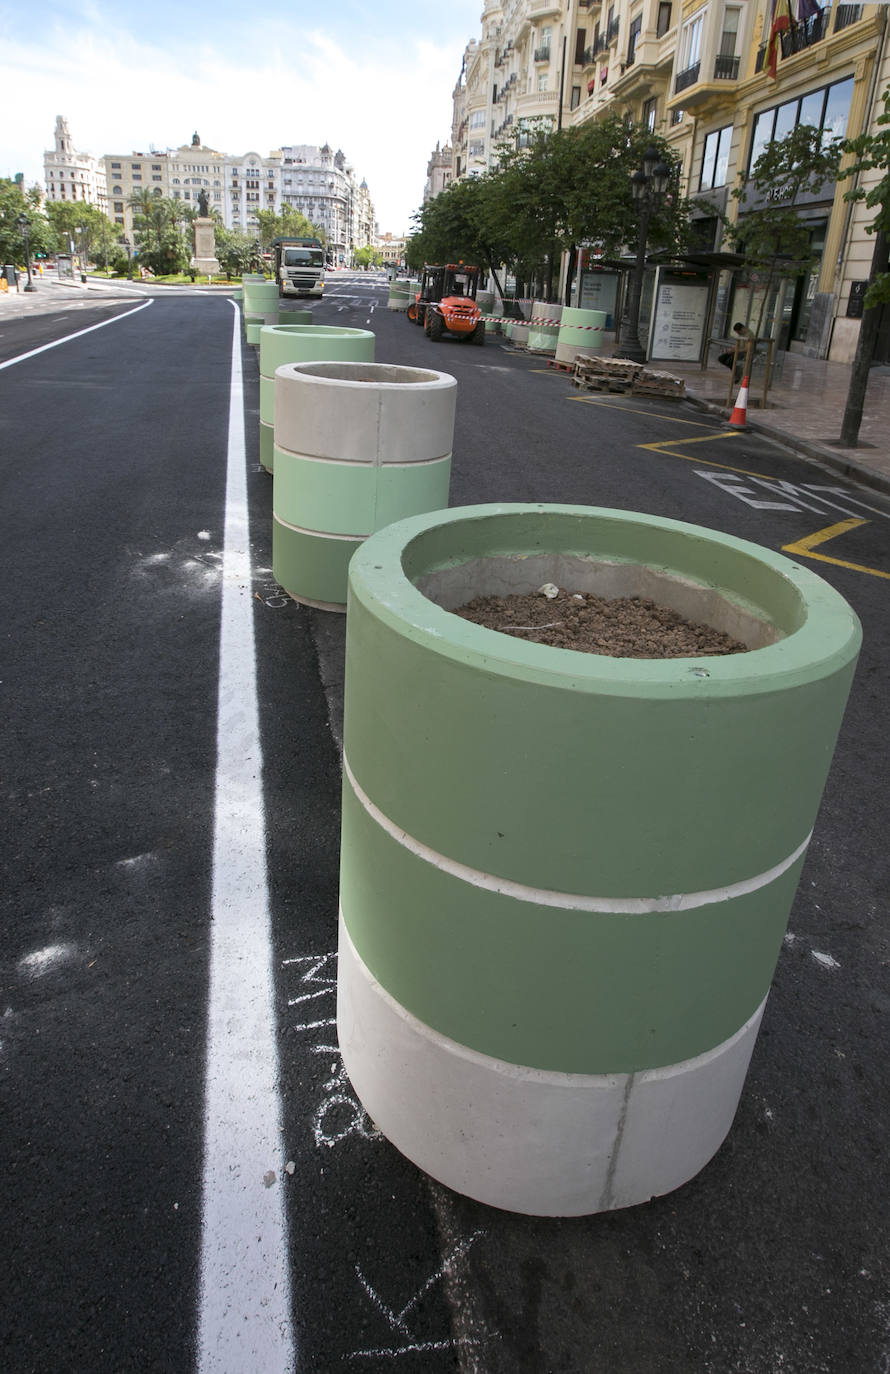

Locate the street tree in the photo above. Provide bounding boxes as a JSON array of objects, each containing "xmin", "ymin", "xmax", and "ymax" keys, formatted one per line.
[
  {"xmin": 0, "ymin": 179, "xmax": 52, "ymax": 263},
  {"xmin": 45, "ymin": 201, "xmax": 120, "ymax": 270},
  {"xmin": 254, "ymin": 206, "xmax": 320, "ymax": 249},
  {"xmin": 128, "ymin": 191, "xmax": 190, "ymax": 275},
  {"xmin": 838, "ymin": 83, "xmax": 890, "ymax": 447}
]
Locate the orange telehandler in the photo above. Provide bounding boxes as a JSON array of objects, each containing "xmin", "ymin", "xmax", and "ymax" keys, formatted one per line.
[{"xmin": 407, "ymin": 264, "xmax": 486, "ymax": 345}]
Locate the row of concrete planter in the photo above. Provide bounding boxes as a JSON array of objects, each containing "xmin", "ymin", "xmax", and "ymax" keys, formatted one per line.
[
  {"xmin": 239, "ymin": 276, "xmax": 458, "ymax": 612},
  {"xmin": 236, "ymin": 279, "xmax": 860, "ymax": 1217}
]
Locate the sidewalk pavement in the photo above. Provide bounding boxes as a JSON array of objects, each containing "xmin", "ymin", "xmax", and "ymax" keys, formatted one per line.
[{"xmin": 667, "ymin": 351, "xmax": 890, "ymax": 497}]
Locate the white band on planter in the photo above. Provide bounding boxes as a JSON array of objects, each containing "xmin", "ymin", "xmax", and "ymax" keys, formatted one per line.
[{"xmin": 338, "ymin": 914, "xmax": 766, "ymax": 1217}]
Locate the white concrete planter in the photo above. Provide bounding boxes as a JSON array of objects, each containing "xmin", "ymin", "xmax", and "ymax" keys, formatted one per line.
[
  {"xmin": 510, "ymin": 321, "xmax": 530, "ymax": 348},
  {"xmin": 272, "ymin": 361, "xmax": 457, "ymax": 611},
  {"xmin": 337, "ymin": 504, "xmax": 861, "ymax": 1215},
  {"xmin": 259, "ymin": 324, "xmax": 374, "ymax": 472}
]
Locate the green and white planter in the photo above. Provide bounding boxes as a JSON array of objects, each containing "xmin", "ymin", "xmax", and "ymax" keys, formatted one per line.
[
  {"xmin": 273, "ymin": 361, "xmax": 456, "ymax": 611},
  {"xmin": 555, "ymin": 307, "xmax": 606, "ymax": 366},
  {"xmin": 260, "ymin": 324, "xmax": 374, "ymax": 473},
  {"xmin": 527, "ymin": 301, "xmax": 562, "ymax": 353},
  {"xmin": 387, "ymin": 279, "xmax": 411, "ymax": 312},
  {"xmin": 337, "ymin": 504, "xmax": 861, "ymax": 1216}
]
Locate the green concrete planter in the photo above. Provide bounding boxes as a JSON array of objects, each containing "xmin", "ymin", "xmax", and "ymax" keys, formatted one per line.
[
  {"xmin": 273, "ymin": 362, "xmax": 456, "ymax": 611},
  {"xmin": 387, "ymin": 279, "xmax": 411, "ymax": 312},
  {"xmin": 259, "ymin": 324, "xmax": 374, "ymax": 472},
  {"xmin": 527, "ymin": 301, "xmax": 562, "ymax": 353},
  {"xmin": 242, "ymin": 279, "xmax": 278, "ymax": 315},
  {"xmin": 555, "ymin": 307, "xmax": 607, "ymax": 365},
  {"xmin": 337, "ymin": 503, "xmax": 861, "ymax": 1215}
]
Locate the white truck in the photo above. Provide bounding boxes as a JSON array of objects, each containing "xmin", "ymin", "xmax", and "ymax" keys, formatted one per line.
[{"xmin": 272, "ymin": 236, "xmax": 325, "ymax": 298}]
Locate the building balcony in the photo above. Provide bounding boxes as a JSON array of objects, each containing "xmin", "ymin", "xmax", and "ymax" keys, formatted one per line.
[
  {"xmin": 669, "ymin": 50, "xmax": 741, "ymax": 106},
  {"xmin": 752, "ymin": 4, "xmax": 861, "ymax": 72},
  {"xmin": 534, "ymin": 45, "xmax": 551, "ymax": 61},
  {"xmin": 606, "ymin": 16, "xmax": 620, "ymax": 42}
]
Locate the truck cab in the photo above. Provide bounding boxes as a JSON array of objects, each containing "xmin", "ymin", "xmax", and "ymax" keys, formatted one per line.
[{"xmin": 272, "ymin": 237, "xmax": 325, "ymax": 298}]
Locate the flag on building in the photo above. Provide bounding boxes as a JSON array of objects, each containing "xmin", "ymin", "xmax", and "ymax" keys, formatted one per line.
[
  {"xmin": 765, "ymin": 0, "xmax": 793, "ymax": 79},
  {"xmin": 798, "ymin": 0, "xmax": 821, "ymax": 19}
]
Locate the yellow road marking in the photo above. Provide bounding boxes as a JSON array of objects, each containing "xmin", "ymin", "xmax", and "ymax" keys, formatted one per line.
[
  {"xmin": 638, "ymin": 434, "xmax": 780, "ymax": 481},
  {"xmin": 782, "ymin": 519, "xmax": 890, "ymax": 580},
  {"xmin": 568, "ymin": 395, "xmax": 717, "ymax": 427}
]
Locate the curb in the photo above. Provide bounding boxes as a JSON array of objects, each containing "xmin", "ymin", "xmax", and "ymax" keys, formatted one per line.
[{"xmin": 684, "ymin": 391, "xmax": 890, "ymax": 500}]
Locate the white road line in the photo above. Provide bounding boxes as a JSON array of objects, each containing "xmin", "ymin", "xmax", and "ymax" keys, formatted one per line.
[
  {"xmin": 197, "ymin": 302, "xmax": 295, "ymax": 1374},
  {"xmin": 0, "ymin": 298, "xmax": 152, "ymax": 370}
]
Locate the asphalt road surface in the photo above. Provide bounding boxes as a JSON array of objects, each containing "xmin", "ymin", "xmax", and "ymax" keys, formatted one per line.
[{"xmin": 1, "ymin": 273, "xmax": 888, "ymax": 1374}]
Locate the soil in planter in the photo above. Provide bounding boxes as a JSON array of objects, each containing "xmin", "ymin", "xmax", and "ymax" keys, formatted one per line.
[{"xmin": 453, "ymin": 587, "xmax": 749, "ymax": 658}]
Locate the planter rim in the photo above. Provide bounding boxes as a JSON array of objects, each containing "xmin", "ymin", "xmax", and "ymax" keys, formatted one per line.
[
  {"xmin": 277, "ymin": 360, "xmax": 456, "ymax": 391},
  {"xmin": 348, "ymin": 503, "xmax": 861, "ymax": 695},
  {"xmin": 262, "ymin": 324, "xmax": 373, "ymax": 339}
]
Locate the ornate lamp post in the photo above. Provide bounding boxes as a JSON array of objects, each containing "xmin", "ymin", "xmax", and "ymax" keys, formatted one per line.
[
  {"xmin": 16, "ymin": 213, "xmax": 37, "ymax": 292},
  {"xmin": 614, "ymin": 146, "xmax": 670, "ymax": 363}
]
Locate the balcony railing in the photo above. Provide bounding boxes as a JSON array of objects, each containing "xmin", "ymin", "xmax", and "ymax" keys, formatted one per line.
[
  {"xmin": 753, "ymin": 5, "xmax": 859, "ymax": 71},
  {"xmin": 534, "ymin": 45, "xmax": 551, "ymax": 61},
  {"xmin": 713, "ymin": 53, "xmax": 740, "ymax": 79},
  {"xmin": 606, "ymin": 16, "xmax": 620, "ymax": 41},
  {"xmin": 674, "ymin": 60, "xmax": 700, "ymax": 93}
]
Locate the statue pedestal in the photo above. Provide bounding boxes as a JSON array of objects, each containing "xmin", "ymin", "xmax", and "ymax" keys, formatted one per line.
[{"xmin": 191, "ymin": 217, "xmax": 219, "ymax": 275}]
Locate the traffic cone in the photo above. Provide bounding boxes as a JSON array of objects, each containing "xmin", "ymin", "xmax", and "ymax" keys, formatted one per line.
[{"xmin": 728, "ymin": 375, "xmax": 750, "ymax": 430}]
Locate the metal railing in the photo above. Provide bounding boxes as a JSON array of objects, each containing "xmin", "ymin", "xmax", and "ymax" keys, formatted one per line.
[
  {"xmin": 534, "ymin": 45, "xmax": 552, "ymax": 61},
  {"xmin": 607, "ymin": 16, "xmax": 620, "ymax": 41},
  {"xmin": 674, "ymin": 60, "xmax": 700, "ymax": 92},
  {"xmin": 713, "ymin": 53, "xmax": 739, "ymax": 79}
]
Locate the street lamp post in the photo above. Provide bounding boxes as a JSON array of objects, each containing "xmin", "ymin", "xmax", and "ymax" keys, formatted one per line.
[
  {"xmin": 123, "ymin": 239, "xmax": 133, "ymax": 280},
  {"xmin": 614, "ymin": 146, "xmax": 670, "ymax": 363},
  {"xmin": 16, "ymin": 213, "xmax": 37, "ymax": 292}
]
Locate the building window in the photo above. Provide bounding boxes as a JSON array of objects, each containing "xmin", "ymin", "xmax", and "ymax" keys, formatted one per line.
[
  {"xmin": 748, "ymin": 75, "xmax": 854, "ymax": 172},
  {"xmin": 111, "ymin": 161, "xmax": 121, "ymax": 169},
  {"xmin": 570, "ymin": 84, "xmax": 581, "ymax": 109},
  {"xmin": 112, "ymin": 185, "xmax": 122, "ymax": 195},
  {"xmin": 575, "ymin": 27, "xmax": 586, "ymax": 64},
  {"xmin": 680, "ymin": 12, "xmax": 703, "ymax": 69},
  {"xmin": 470, "ymin": 109, "xmax": 486, "ymax": 128},
  {"xmin": 700, "ymin": 124, "xmax": 731, "ymax": 189},
  {"xmin": 643, "ymin": 97, "xmax": 657, "ymax": 131},
  {"xmin": 115, "ymin": 216, "xmax": 124, "ymax": 224},
  {"xmin": 627, "ymin": 14, "xmax": 642, "ymax": 64},
  {"xmin": 152, "ymin": 175, "xmax": 162, "ymax": 182},
  {"xmin": 152, "ymin": 164, "xmax": 161, "ymax": 171},
  {"xmin": 538, "ymin": 72, "xmax": 549, "ymax": 91},
  {"xmin": 114, "ymin": 201, "xmax": 124, "ymax": 212},
  {"xmin": 657, "ymin": 2, "xmax": 672, "ymax": 37},
  {"xmin": 719, "ymin": 6, "xmax": 740, "ymax": 55}
]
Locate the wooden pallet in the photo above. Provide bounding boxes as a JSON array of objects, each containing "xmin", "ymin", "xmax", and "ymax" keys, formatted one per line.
[
  {"xmin": 547, "ymin": 358, "xmax": 575, "ymax": 373},
  {"xmin": 572, "ymin": 374, "xmax": 633, "ymax": 394}
]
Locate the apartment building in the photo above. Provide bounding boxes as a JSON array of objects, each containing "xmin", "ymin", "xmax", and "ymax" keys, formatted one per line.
[
  {"xmin": 424, "ymin": 143, "xmax": 454, "ymax": 201},
  {"xmin": 450, "ymin": 0, "xmax": 890, "ymax": 361},
  {"xmin": 43, "ymin": 116, "xmax": 107, "ymax": 212},
  {"xmin": 44, "ymin": 124, "xmax": 376, "ymax": 264}
]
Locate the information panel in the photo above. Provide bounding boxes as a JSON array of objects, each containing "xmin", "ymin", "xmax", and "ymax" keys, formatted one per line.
[{"xmin": 650, "ymin": 271, "xmax": 710, "ymax": 362}]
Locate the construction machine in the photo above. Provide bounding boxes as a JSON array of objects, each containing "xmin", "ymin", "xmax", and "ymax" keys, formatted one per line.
[{"xmin": 407, "ymin": 264, "xmax": 485, "ymax": 345}]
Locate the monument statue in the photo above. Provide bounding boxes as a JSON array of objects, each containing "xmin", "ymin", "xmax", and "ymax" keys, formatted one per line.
[{"xmin": 197, "ymin": 188, "xmax": 210, "ymax": 217}]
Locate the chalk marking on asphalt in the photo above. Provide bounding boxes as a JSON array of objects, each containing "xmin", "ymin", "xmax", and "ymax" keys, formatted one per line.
[
  {"xmin": 345, "ymin": 755, "xmax": 811, "ymax": 914},
  {"xmin": 197, "ymin": 301, "xmax": 295, "ymax": 1374},
  {"xmin": 783, "ymin": 518, "xmax": 890, "ymax": 580},
  {"xmin": 0, "ymin": 298, "xmax": 152, "ymax": 371}
]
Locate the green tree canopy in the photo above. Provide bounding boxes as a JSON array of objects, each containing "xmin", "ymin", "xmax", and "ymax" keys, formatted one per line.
[
  {"xmin": 254, "ymin": 205, "xmax": 323, "ymax": 249},
  {"xmin": 0, "ymin": 180, "xmax": 52, "ymax": 263},
  {"xmin": 407, "ymin": 116, "xmax": 690, "ymax": 300}
]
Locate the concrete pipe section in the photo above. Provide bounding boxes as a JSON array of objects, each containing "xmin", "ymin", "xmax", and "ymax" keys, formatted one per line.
[
  {"xmin": 337, "ymin": 504, "xmax": 861, "ymax": 1215},
  {"xmin": 527, "ymin": 301, "xmax": 562, "ymax": 353},
  {"xmin": 258, "ymin": 323, "xmax": 371, "ymax": 472},
  {"xmin": 272, "ymin": 361, "xmax": 456, "ymax": 611},
  {"xmin": 387, "ymin": 279, "xmax": 411, "ymax": 312},
  {"xmin": 555, "ymin": 308, "xmax": 607, "ymax": 366}
]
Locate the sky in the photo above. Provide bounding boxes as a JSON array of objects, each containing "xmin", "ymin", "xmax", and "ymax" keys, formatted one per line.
[{"xmin": 0, "ymin": 0, "xmax": 482, "ymax": 233}]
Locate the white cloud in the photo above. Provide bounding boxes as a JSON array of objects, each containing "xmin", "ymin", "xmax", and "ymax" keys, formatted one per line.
[{"xmin": 0, "ymin": 4, "xmax": 478, "ymax": 231}]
